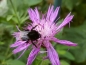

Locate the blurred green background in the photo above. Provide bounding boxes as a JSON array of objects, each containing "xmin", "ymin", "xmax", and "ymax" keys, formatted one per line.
[{"xmin": 0, "ymin": 0, "xmax": 86, "ymax": 65}]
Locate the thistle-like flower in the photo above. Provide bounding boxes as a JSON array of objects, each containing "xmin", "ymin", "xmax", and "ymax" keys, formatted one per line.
[{"xmin": 10, "ymin": 6, "xmax": 77, "ymax": 65}]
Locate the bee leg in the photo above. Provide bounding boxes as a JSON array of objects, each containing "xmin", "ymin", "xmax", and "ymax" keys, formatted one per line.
[
  {"xmin": 31, "ymin": 25, "xmax": 37, "ymax": 30},
  {"xmin": 31, "ymin": 41, "xmax": 37, "ymax": 48}
]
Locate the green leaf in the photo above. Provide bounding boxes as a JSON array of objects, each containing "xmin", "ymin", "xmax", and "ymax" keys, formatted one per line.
[
  {"xmin": 57, "ymin": 50, "xmax": 66, "ymax": 55},
  {"xmin": 41, "ymin": 60, "xmax": 50, "ymax": 65},
  {"xmin": 27, "ymin": 0, "xmax": 42, "ymax": 6},
  {"xmin": 8, "ymin": 0, "xmax": 24, "ymax": 9},
  {"xmin": 7, "ymin": 59, "xmax": 25, "ymax": 65},
  {"xmin": 20, "ymin": 11, "xmax": 29, "ymax": 24},
  {"xmin": 61, "ymin": 60, "xmax": 70, "ymax": 65},
  {"xmin": 64, "ymin": 52, "xmax": 75, "ymax": 61},
  {"xmin": 11, "ymin": 17, "xmax": 18, "ymax": 24},
  {"xmin": 7, "ymin": 15, "xmax": 13, "ymax": 21},
  {"xmin": 57, "ymin": 49, "xmax": 75, "ymax": 60},
  {"xmin": 0, "ymin": 41, "xmax": 5, "ymax": 45},
  {"xmin": 32, "ymin": 58, "xmax": 42, "ymax": 65},
  {"xmin": 21, "ymin": 16, "xmax": 29, "ymax": 23},
  {"xmin": 62, "ymin": 0, "xmax": 74, "ymax": 11},
  {"xmin": 0, "ymin": 55, "xmax": 6, "ymax": 60},
  {"xmin": 62, "ymin": 21, "xmax": 86, "ymax": 62}
]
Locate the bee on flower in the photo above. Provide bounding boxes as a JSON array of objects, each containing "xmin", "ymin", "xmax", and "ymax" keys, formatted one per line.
[{"xmin": 10, "ymin": 5, "xmax": 77, "ymax": 65}]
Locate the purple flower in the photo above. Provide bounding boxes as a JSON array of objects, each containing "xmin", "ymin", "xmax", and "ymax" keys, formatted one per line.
[{"xmin": 10, "ymin": 6, "xmax": 77, "ymax": 65}]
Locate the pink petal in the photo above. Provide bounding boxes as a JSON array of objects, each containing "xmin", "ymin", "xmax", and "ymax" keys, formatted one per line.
[
  {"xmin": 50, "ymin": 7, "xmax": 60, "ymax": 22},
  {"xmin": 13, "ymin": 44, "xmax": 30, "ymax": 54},
  {"xmin": 57, "ymin": 13, "xmax": 74, "ymax": 30},
  {"xmin": 52, "ymin": 37, "xmax": 77, "ymax": 46},
  {"xmin": 26, "ymin": 48, "xmax": 40, "ymax": 65},
  {"xmin": 28, "ymin": 8, "xmax": 40, "ymax": 23},
  {"xmin": 10, "ymin": 41, "xmax": 26, "ymax": 47},
  {"xmin": 46, "ymin": 6, "xmax": 54, "ymax": 20},
  {"xmin": 34, "ymin": 7, "xmax": 40, "ymax": 21},
  {"xmin": 28, "ymin": 8, "xmax": 36, "ymax": 22},
  {"xmin": 47, "ymin": 43, "xmax": 60, "ymax": 65},
  {"xmin": 43, "ymin": 40, "xmax": 50, "ymax": 48}
]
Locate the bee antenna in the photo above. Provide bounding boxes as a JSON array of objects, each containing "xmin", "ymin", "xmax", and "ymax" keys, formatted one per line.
[{"xmin": 16, "ymin": 25, "xmax": 21, "ymax": 31}]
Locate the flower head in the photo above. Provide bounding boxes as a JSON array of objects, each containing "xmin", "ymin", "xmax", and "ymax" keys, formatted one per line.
[{"xmin": 10, "ymin": 6, "xmax": 77, "ymax": 65}]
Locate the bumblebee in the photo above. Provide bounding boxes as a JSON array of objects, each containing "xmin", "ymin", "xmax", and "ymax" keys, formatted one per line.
[{"xmin": 20, "ymin": 25, "xmax": 41, "ymax": 47}]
